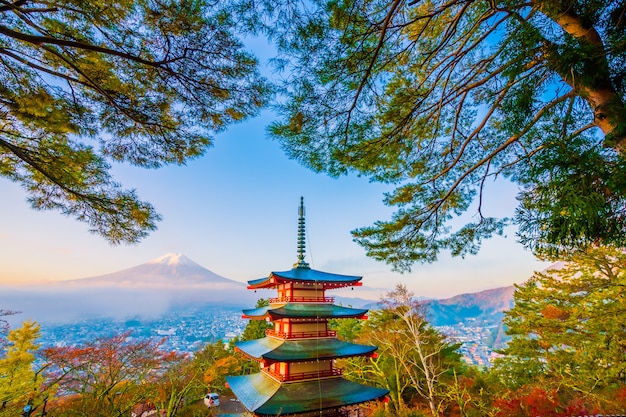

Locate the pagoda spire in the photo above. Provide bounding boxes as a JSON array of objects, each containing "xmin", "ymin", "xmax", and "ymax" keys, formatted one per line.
[{"xmin": 294, "ymin": 196, "xmax": 310, "ymax": 268}]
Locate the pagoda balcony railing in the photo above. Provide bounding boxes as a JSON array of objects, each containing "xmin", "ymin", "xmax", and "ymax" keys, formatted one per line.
[
  {"xmin": 266, "ymin": 329, "xmax": 337, "ymax": 339},
  {"xmin": 269, "ymin": 296, "xmax": 334, "ymax": 303},
  {"xmin": 263, "ymin": 367, "xmax": 343, "ymax": 382}
]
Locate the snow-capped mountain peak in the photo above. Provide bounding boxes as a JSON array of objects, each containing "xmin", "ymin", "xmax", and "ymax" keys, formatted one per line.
[
  {"xmin": 148, "ymin": 253, "xmax": 196, "ymax": 267},
  {"xmin": 64, "ymin": 253, "xmax": 243, "ymax": 288}
]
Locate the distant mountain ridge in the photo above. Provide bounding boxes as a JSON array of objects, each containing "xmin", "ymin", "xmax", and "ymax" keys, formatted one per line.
[
  {"xmin": 425, "ymin": 286, "xmax": 515, "ymax": 326},
  {"xmin": 423, "ymin": 262, "xmax": 563, "ymax": 327}
]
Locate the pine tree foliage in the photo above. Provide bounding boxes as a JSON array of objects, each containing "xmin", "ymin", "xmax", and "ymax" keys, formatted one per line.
[
  {"xmin": 239, "ymin": 0, "xmax": 626, "ymax": 269},
  {"xmin": 0, "ymin": 0, "xmax": 270, "ymax": 243},
  {"xmin": 494, "ymin": 246, "xmax": 626, "ymax": 410},
  {"xmin": 240, "ymin": 298, "xmax": 270, "ymax": 341}
]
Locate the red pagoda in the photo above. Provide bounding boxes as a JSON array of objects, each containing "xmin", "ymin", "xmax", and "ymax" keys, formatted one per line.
[{"xmin": 226, "ymin": 198, "xmax": 388, "ymax": 417}]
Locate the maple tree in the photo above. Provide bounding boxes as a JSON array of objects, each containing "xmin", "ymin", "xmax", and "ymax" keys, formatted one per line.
[
  {"xmin": 192, "ymin": 340, "xmax": 245, "ymax": 393},
  {"xmin": 42, "ymin": 332, "xmax": 180, "ymax": 416},
  {"xmin": 492, "ymin": 386, "xmax": 599, "ymax": 417}
]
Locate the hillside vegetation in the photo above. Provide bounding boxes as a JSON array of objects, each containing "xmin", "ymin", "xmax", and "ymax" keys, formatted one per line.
[{"xmin": 2, "ymin": 247, "xmax": 626, "ymax": 416}]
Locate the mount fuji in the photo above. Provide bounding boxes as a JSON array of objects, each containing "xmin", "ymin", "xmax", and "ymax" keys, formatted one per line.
[
  {"xmin": 1, "ymin": 254, "xmax": 260, "ymax": 323},
  {"xmin": 64, "ymin": 253, "xmax": 244, "ymax": 289}
]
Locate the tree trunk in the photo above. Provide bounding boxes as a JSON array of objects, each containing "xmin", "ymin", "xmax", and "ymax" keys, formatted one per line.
[{"xmin": 537, "ymin": 1, "xmax": 626, "ymax": 152}]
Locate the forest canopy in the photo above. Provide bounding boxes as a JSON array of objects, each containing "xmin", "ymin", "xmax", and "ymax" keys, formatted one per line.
[
  {"xmin": 3, "ymin": 0, "xmax": 625, "ymax": 266},
  {"xmin": 0, "ymin": 0, "xmax": 269, "ymax": 244},
  {"xmin": 238, "ymin": 0, "xmax": 626, "ymax": 269}
]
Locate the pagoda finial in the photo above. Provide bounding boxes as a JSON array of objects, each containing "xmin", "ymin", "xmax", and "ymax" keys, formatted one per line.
[{"xmin": 294, "ymin": 196, "xmax": 310, "ymax": 268}]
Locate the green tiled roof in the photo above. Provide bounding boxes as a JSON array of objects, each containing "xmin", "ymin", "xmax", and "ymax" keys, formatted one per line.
[
  {"xmin": 248, "ymin": 267, "xmax": 362, "ymax": 287},
  {"xmin": 226, "ymin": 373, "xmax": 389, "ymax": 416},
  {"xmin": 236, "ymin": 337, "xmax": 283, "ymax": 358},
  {"xmin": 236, "ymin": 337, "xmax": 377, "ymax": 362},
  {"xmin": 226, "ymin": 373, "xmax": 281, "ymax": 412},
  {"xmin": 242, "ymin": 303, "xmax": 368, "ymax": 319}
]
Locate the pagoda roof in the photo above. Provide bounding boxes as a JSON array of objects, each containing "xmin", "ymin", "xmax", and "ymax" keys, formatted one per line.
[
  {"xmin": 226, "ymin": 373, "xmax": 388, "ymax": 416},
  {"xmin": 242, "ymin": 303, "xmax": 368, "ymax": 319},
  {"xmin": 248, "ymin": 267, "xmax": 362, "ymax": 289},
  {"xmin": 236, "ymin": 337, "xmax": 377, "ymax": 362}
]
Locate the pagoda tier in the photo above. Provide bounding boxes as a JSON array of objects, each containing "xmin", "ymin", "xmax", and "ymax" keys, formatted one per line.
[
  {"xmin": 248, "ymin": 268, "xmax": 363, "ymax": 291},
  {"xmin": 242, "ymin": 303, "xmax": 368, "ymax": 320},
  {"xmin": 227, "ymin": 373, "xmax": 389, "ymax": 417},
  {"xmin": 236, "ymin": 337, "xmax": 377, "ymax": 363},
  {"xmin": 235, "ymin": 337, "xmax": 378, "ymax": 384}
]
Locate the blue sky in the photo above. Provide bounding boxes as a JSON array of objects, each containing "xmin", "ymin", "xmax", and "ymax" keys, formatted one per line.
[
  {"xmin": 0, "ymin": 107, "xmax": 548, "ymax": 298},
  {"xmin": 0, "ymin": 38, "xmax": 549, "ymax": 299}
]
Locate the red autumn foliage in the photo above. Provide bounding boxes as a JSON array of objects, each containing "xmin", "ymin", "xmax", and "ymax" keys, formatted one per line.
[
  {"xmin": 41, "ymin": 332, "xmax": 185, "ymax": 415},
  {"xmin": 493, "ymin": 386, "xmax": 598, "ymax": 417},
  {"xmin": 540, "ymin": 305, "xmax": 570, "ymax": 321}
]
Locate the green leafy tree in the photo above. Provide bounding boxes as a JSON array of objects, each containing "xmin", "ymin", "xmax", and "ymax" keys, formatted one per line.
[
  {"xmin": 329, "ymin": 317, "xmax": 363, "ymax": 342},
  {"xmin": 343, "ymin": 327, "xmax": 413, "ymax": 415},
  {"xmin": 0, "ymin": 321, "xmax": 45, "ymax": 416},
  {"xmin": 0, "ymin": 0, "xmax": 269, "ymax": 243},
  {"xmin": 493, "ymin": 246, "xmax": 626, "ymax": 412},
  {"xmin": 345, "ymin": 285, "xmax": 464, "ymax": 416},
  {"xmin": 442, "ymin": 368, "xmax": 498, "ymax": 417},
  {"xmin": 241, "ymin": 0, "xmax": 626, "ymax": 268},
  {"xmin": 151, "ymin": 353, "xmax": 205, "ymax": 417},
  {"xmin": 239, "ymin": 298, "xmax": 270, "ymax": 341},
  {"xmin": 192, "ymin": 340, "xmax": 238, "ymax": 393}
]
